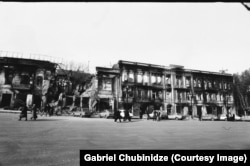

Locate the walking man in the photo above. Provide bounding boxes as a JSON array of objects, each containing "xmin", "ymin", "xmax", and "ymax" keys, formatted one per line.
[
  {"xmin": 30, "ymin": 104, "xmax": 38, "ymax": 120},
  {"xmin": 114, "ymin": 110, "xmax": 122, "ymax": 122},
  {"xmin": 146, "ymin": 106, "xmax": 150, "ymax": 120},
  {"xmin": 19, "ymin": 105, "xmax": 28, "ymax": 121}
]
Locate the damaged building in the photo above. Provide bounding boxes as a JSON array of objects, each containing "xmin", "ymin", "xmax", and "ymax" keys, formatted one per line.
[
  {"xmin": 96, "ymin": 60, "xmax": 235, "ymax": 118},
  {"xmin": 0, "ymin": 57, "xmax": 57, "ymax": 108}
]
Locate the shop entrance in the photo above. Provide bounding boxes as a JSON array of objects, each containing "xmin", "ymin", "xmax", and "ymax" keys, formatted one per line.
[
  {"xmin": 217, "ymin": 106, "xmax": 222, "ymax": 115},
  {"xmin": 97, "ymin": 98, "xmax": 111, "ymax": 112},
  {"xmin": 176, "ymin": 105, "xmax": 182, "ymax": 114},
  {"xmin": 167, "ymin": 104, "xmax": 172, "ymax": 114},
  {"xmin": 207, "ymin": 106, "xmax": 213, "ymax": 114},
  {"xmin": 197, "ymin": 106, "xmax": 202, "ymax": 117}
]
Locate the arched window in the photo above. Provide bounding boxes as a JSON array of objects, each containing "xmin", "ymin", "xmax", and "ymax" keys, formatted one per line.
[
  {"xmin": 151, "ymin": 74, "xmax": 156, "ymax": 84},
  {"xmin": 157, "ymin": 75, "xmax": 162, "ymax": 85},
  {"xmin": 165, "ymin": 75, "xmax": 171, "ymax": 85},
  {"xmin": 143, "ymin": 72, "xmax": 149, "ymax": 84},
  {"xmin": 128, "ymin": 71, "xmax": 134, "ymax": 82},
  {"xmin": 193, "ymin": 79, "xmax": 197, "ymax": 87},
  {"xmin": 137, "ymin": 71, "xmax": 142, "ymax": 83},
  {"xmin": 122, "ymin": 71, "xmax": 128, "ymax": 82},
  {"xmin": 198, "ymin": 80, "xmax": 201, "ymax": 88},
  {"xmin": 186, "ymin": 78, "xmax": 190, "ymax": 87}
]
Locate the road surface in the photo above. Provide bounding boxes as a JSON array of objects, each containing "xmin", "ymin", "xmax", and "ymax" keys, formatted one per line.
[{"xmin": 0, "ymin": 113, "xmax": 250, "ymax": 166}]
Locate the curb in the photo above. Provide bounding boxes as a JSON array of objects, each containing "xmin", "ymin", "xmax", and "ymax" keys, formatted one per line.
[{"xmin": 0, "ymin": 109, "xmax": 31, "ymax": 114}]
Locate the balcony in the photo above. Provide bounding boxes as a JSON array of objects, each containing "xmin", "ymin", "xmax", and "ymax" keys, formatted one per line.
[
  {"xmin": 165, "ymin": 98, "xmax": 172, "ymax": 103},
  {"xmin": 175, "ymin": 99, "xmax": 190, "ymax": 104},
  {"xmin": 123, "ymin": 97, "xmax": 134, "ymax": 103},
  {"xmin": 206, "ymin": 99, "xmax": 219, "ymax": 104},
  {"xmin": 204, "ymin": 86, "xmax": 219, "ymax": 92},
  {"xmin": 12, "ymin": 84, "xmax": 31, "ymax": 90},
  {"xmin": 151, "ymin": 83, "xmax": 164, "ymax": 89}
]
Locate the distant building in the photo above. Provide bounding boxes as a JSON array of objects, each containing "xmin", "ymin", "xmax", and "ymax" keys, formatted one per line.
[
  {"xmin": 96, "ymin": 60, "xmax": 235, "ymax": 117},
  {"xmin": 0, "ymin": 57, "xmax": 57, "ymax": 108}
]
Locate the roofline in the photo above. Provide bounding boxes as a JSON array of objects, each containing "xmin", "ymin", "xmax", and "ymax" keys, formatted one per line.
[
  {"xmin": 118, "ymin": 60, "xmax": 232, "ymax": 76},
  {"xmin": 0, "ymin": 56, "xmax": 57, "ymax": 65}
]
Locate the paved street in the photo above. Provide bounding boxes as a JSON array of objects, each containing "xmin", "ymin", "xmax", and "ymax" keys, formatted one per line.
[{"xmin": 1, "ymin": 113, "xmax": 250, "ymax": 166}]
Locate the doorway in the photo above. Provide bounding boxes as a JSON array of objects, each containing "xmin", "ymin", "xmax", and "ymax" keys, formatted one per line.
[{"xmin": 0, "ymin": 94, "xmax": 12, "ymax": 108}]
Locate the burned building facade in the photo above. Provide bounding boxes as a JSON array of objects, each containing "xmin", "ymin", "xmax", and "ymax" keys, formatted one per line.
[
  {"xmin": 96, "ymin": 60, "xmax": 235, "ymax": 117},
  {"xmin": 95, "ymin": 67, "xmax": 120, "ymax": 113},
  {"xmin": 0, "ymin": 57, "xmax": 57, "ymax": 108}
]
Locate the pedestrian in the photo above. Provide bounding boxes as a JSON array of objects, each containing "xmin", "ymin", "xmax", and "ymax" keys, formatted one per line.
[
  {"xmin": 199, "ymin": 112, "xmax": 202, "ymax": 121},
  {"xmin": 139, "ymin": 108, "xmax": 143, "ymax": 119},
  {"xmin": 146, "ymin": 106, "xmax": 150, "ymax": 120},
  {"xmin": 19, "ymin": 105, "xmax": 28, "ymax": 121},
  {"xmin": 156, "ymin": 111, "xmax": 161, "ymax": 121},
  {"xmin": 124, "ymin": 109, "xmax": 131, "ymax": 122},
  {"xmin": 45, "ymin": 103, "xmax": 50, "ymax": 116},
  {"xmin": 57, "ymin": 92, "xmax": 63, "ymax": 115},
  {"xmin": 128, "ymin": 109, "xmax": 132, "ymax": 121},
  {"xmin": 30, "ymin": 104, "xmax": 38, "ymax": 120},
  {"xmin": 153, "ymin": 110, "xmax": 157, "ymax": 121},
  {"xmin": 41, "ymin": 94, "xmax": 47, "ymax": 116},
  {"xmin": 114, "ymin": 110, "xmax": 122, "ymax": 122},
  {"xmin": 48, "ymin": 99, "xmax": 56, "ymax": 116}
]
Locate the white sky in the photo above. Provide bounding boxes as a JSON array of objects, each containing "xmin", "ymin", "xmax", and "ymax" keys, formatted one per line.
[{"xmin": 0, "ymin": 2, "xmax": 250, "ymax": 74}]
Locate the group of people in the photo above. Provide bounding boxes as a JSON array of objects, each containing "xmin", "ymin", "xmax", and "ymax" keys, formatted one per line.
[
  {"xmin": 114, "ymin": 109, "xmax": 132, "ymax": 122},
  {"xmin": 114, "ymin": 105, "xmax": 163, "ymax": 122},
  {"xmin": 145, "ymin": 106, "xmax": 162, "ymax": 121},
  {"xmin": 19, "ymin": 104, "xmax": 38, "ymax": 121},
  {"xmin": 152, "ymin": 110, "xmax": 161, "ymax": 121},
  {"xmin": 19, "ymin": 90, "xmax": 66, "ymax": 121}
]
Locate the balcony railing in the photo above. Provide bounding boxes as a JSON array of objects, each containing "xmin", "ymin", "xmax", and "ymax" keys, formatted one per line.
[{"xmin": 12, "ymin": 84, "xmax": 31, "ymax": 90}]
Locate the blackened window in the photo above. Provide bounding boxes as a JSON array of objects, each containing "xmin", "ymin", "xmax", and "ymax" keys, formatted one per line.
[
  {"xmin": 36, "ymin": 76, "xmax": 43, "ymax": 87},
  {"xmin": 138, "ymin": 89, "xmax": 142, "ymax": 100},
  {"xmin": 142, "ymin": 90, "xmax": 148, "ymax": 100},
  {"xmin": 20, "ymin": 74, "xmax": 30, "ymax": 84}
]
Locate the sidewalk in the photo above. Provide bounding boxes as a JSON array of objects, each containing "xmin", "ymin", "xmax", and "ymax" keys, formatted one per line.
[{"xmin": 0, "ymin": 108, "xmax": 31, "ymax": 114}]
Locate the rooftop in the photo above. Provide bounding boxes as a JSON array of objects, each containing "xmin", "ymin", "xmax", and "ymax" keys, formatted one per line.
[{"xmin": 118, "ymin": 60, "xmax": 232, "ymax": 77}]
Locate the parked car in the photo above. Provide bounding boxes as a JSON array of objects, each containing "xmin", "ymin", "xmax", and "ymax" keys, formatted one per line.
[
  {"xmin": 228, "ymin": 114, "xmax": 242, "ymax": 121},
  {"xmin": 99, "ymin": 110, "xmax": 110, "ymax": 118},
  {"xmin": 148, "ymin": 110, "xmax": 163, "ymax": 119},
  {"xmin": 168, "ymin": 113, "xmax": 183, "ymax": 120},
  {"xmin": 218, "ymin": 114, "xmax": 227, "ymax": 121},
  {"xmin": 241, "ymin": 116, "xmax": 250, "ymax": 121},
  {"xmin": 201, "ymin": 114, "xmax": 217, "ymax": 121},
  {"xmin": 234, "ymin": 115, "xmax": 242, "ymax": 121}
]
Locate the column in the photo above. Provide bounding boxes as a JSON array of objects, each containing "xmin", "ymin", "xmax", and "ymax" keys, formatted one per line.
[
  {"xmin": 183, "ymin": 75, "xmax": 186, "ymax": 88},
  {"xmin": 171, "ymin": 72, "xmax": 176, "ymax": 114},
  {"xmin": 162, "ymin": 74, "xmax": 166, "ymax": 110},
  {"xmin": 149, "ymin": 71, "xmax": 152, "ymax": 85}
]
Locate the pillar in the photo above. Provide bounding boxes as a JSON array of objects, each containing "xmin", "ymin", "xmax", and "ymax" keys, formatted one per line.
[{"xmin": 171, "ymin": 72, "xmax": 176, "ymax": 114}]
